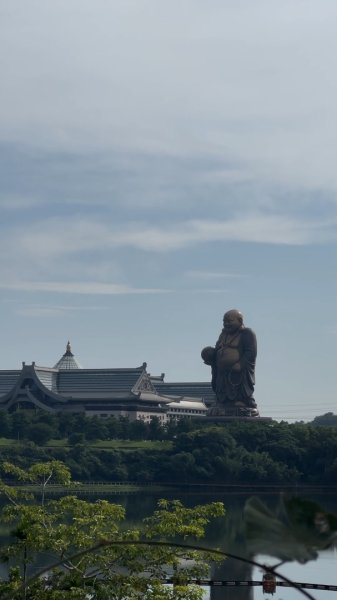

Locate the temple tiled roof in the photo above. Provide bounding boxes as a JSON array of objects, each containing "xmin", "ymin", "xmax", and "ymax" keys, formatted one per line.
[
  {"xmin": 0, "ymin": 360, "xmax": 153, "ymax": 402},
  {"xmin": 35, "ymin": 368, "xmax": 58, "ymax": 392},
  {"xmin": 53, "ymin": 341, "xmax": 82, "ymax": 370},
  {"xmin": 167, "ymin": 399, "xmax": 207, "ymax": 410},
  {"xmin": 151, "ymin": 380, "xmax": 216, "ymax": 406},
  {"xmin": 0, "ymin": 371, "xmax": 21, "ymax": 396},
  {"xmin": 56, "ymin": 367, "xmax": 147, "ymax": 398},
  {"xmin": 0, "ymin": 345, "xmax": 215, "ymax": 414}
]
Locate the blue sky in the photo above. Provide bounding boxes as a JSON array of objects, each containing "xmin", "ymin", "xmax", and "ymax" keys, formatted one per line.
[{"xmin": 1, "ymin": 0, "xmax": 337, "ymax": 421}]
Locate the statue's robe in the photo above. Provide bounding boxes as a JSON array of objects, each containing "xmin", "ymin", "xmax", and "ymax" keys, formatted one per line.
[{"xmin": 211, "ymin": 327, "xmax": 257, "ymax": 405}]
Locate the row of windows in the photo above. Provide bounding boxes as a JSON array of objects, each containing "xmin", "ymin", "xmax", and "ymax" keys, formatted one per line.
[
  {"xmin": 94, "ymin": 410, "xmax": 205, "ymax": 418},
  {"xmin": 169, "ymin": 409, "xmax": 205, "ymax": 414},
  {"xmin": 139, "ymin": 414, "xmax": 166, "ymax": 421}
]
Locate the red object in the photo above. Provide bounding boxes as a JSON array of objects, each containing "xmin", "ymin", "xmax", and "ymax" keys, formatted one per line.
[{"xmin": 262, "ymin": 573, "xmax": 276, "ymax": 594}]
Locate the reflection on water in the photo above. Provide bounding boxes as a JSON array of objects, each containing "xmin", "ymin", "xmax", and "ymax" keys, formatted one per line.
[
  {"xmin": 253, "ymin": 552, "xmax": 337, "ymax": 600},
  {"xmin": 1, "ymin": 489, "xmax": 336, "ymax": 599},
  {"xmin": 123, "ymin": 490, "xmax": 337, "ymax": 600}
]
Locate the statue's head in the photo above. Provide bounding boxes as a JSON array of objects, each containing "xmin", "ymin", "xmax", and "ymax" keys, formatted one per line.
[
  {"xmin": 223, "ymin": 309, "xmax": 244, "ymax": 333},
  {"xmin": 201, "ymin": 346, "xmax": 216, "ymax": 365}
]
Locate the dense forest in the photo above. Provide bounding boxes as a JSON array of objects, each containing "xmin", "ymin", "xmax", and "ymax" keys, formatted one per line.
[{"xmin": 0, "ymin": 410, "xmax": 337, "ymax": 485}]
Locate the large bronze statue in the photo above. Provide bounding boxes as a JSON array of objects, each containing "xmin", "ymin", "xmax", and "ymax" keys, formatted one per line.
[{"xmin": 201, "ymin": 309, "xmax": 259, "ymax": 417}]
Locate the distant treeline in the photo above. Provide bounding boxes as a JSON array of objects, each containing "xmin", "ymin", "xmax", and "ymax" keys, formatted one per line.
[{"xmin": 0, "ymin": 410, "xmax": 337, "ymax": 485}]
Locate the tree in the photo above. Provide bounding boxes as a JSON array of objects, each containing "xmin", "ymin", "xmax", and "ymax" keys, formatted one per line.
[
  {"xmin": 105, "ymin": 416, "xmax": 122, "ymax": 439},
  {"xmin": 68, "ymin": 432, "xmax": 86, "ymax": 446},
  {"xmin": 11, "ymin": 410, "xmax": 33, "ymax": 440},
  {"xmin": 0, "ymin": 410, "xmax": 11, "ymax": 438},
  {"xmin": 129, "ymin": 419, "xmax": 148, "ymax": 441},
  {"xmin": 26, "ymin": 423, "xmax": 54, "ymax": 445},
  {"xmin": 0, "ymin": 461, "xmax": 225, "ymax": 600},
  {"xmin": 148, "ymin": 416, "xmax": 164, "ymax": 440},
  {"xmin": 164, "ymin": 452, "xmax": 197, "ymax": 482},
  {"xmin": 84, "ymin": 416, "xmax": 108, "ymax": 441},
  {"xmin": 34, "ymin": 411, "xmax": 61, "ymax": 436},
  {"xmin": 311, "ymin": 412, "xmax": 337, "ymax": 426}
]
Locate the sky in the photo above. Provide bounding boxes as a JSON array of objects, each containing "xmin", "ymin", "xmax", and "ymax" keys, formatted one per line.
[{"xmin": 1, "ymin": 0, "xmax": 337, "ymax": 422}]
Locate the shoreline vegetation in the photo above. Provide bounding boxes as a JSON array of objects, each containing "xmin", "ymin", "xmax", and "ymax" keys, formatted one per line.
[
  {"xmin": 1, "ymin": 410, "xmax": 337, "ymax": 486},
  {"xmin": 5, "ymin": 481, "xmax": 337, "ymax": 498}
]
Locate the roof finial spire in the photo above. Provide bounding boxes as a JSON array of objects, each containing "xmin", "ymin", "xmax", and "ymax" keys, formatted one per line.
[{"xmin": 53, "ymin": 341, "xmax": 82, "ymax": 369}]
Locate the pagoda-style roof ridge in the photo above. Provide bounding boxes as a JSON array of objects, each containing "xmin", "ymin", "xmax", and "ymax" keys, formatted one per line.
[
  {"xmin": 5, "ymin": 388, "xmax": 57, "ymax": 412},
  {"xmin": 63, "ymin": 391, "xmax": 136, "ymax": 400},
  {"xmin": 131, "ymin": 370, "xmax": 157, "ymax": 396},
  {"xmin": 155, "ymin": 380, "xmax": 211, "ymax": 385},
  {"xmin": 0, "ymin": 364, "xmax": 68, "ymax": 406},
  {"xmin": 139, "ymin": 391, "xmax": 173, "ymax": 404},
  {"xmin": 26, "ymin": 364, "xmax": 68, "ymax": 402},
  {"xmin": 149, "ymin": 373, "xmax": 165, "ymax": 382},
  {"xmin": 64, "ymin": 365, "xmax": 146, "ymax": 373}
]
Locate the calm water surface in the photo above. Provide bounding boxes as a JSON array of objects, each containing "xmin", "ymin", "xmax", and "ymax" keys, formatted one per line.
[
  {"xmin": 124, "ymin": 489, "xmax": 337, "ymax": 600},
  {"xmin": 1, "ymin": 488, "xmax": 336, "ymax": 600}
]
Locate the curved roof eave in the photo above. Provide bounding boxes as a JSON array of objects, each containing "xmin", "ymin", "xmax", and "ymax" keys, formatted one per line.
[
  {"xmin": 139, "ymin": 392, "xmax": 173, "ymax": 404},
  {"xmin": 4, "ymin": 391, "xmax": 57, "ymax": 412},
  {"xmin": 0, "ymin": 365, "xmax": 68, "ymax": 405},
  {"xmin": 167, "ymin": 400, "xmax": 207, "ymax": 409}
]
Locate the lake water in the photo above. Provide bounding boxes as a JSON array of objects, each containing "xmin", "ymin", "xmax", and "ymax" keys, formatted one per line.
[
  {"xmin": 252, "ymin": 552, "xmax": 337, "ymax": 600},
  {"xmin": 120, "ymin": 488, "xmax": 337, "ymax": 600},
  {"xmin": 1, "ymin": 488, "xmax": 336, "ymax": 600}
]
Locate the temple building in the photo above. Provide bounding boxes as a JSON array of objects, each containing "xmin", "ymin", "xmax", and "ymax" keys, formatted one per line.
[{"xmin": 0, "ymin": 343, "xmax": 210, "ymax": 421}]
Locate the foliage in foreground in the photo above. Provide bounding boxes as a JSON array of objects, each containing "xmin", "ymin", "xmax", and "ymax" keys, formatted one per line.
[{"xmin": 0, "ymin": 461, "xmax": 225, "ymax": 599}]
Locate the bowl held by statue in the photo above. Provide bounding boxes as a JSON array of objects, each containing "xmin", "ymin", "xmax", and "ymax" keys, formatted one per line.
[{"xmin": 201, "ymin": 346, "xmax": 216, "ymax": 365}]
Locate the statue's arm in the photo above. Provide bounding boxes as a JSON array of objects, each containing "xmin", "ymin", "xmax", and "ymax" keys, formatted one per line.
[{"xmin": 215, "ymin": 331, "xmax": 224, "ymax": 349}]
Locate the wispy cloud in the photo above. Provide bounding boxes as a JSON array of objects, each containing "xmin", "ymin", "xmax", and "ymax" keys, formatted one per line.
[
  {"xmin": 181, "ymin": 288, "xmax": 229, "ymax": 294},
  {"xmin": 186, "ymin": 270, "xmax": 244, "ymax": 280},
  {"xmin": 0, "ymin": 212, "xmax": 335, "ymax": 294},
  {"xmin": 0, "ymin": 281, "xmax": 170, "ymax": 295},
  {"xmin": 16, "ymin": 306, "xmax": 69, "ymax": 317},
  {"xmin": 13, "ymin": 213, "xmax": 337, "ymax": 257},
  {"xmin": 2, "ymin": 1, "xmax": 337, "ymax": 194},
  {"xmin": 14, "ymin": 303, "xmax": 113, "ymax": 317}
]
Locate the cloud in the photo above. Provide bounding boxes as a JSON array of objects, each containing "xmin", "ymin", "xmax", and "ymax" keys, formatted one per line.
[
  {"xmin": 0, "ymin": 207, "xmax": 335, "ymax": 307},
  {"xmin": 16, "ymin": 306, "xmax": 69, "ymax": 317},
  {"xmin": 2, "ymin": 0, "xmax": 337, "ymax": 302},
  {"xmin": 0, "ymin": 281, "xmax": 170, "ymax": 295},
  {"xmin": 186, "ymin": 270, "xmax": 243, "ymax": 279},
  {"xmin": 14, "ymin": 303, "xmax": 112, "ymax": 317},
  {"xmin": 27, "ymin": 214, "xmax": 337, "ymax": 253},
  {"xmin": 180, "ymin": 288, "xmax": 229, "ymax": 294},
  {"xmin": 2, "ymin": 0, "xmax": 337, "ymax": 194},
  {"xmin": 1, "ymin": 212, "xmax": 336, "ymax": 284}
]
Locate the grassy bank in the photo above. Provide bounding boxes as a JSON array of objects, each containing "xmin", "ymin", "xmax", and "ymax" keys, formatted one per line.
[
  {"xmin": 0, "ymin": 438, "xmax": 172, "ymax": 451},
  {"xmin": 13, "ymin": 482, "xmax": 173, "ymax": 496}
]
